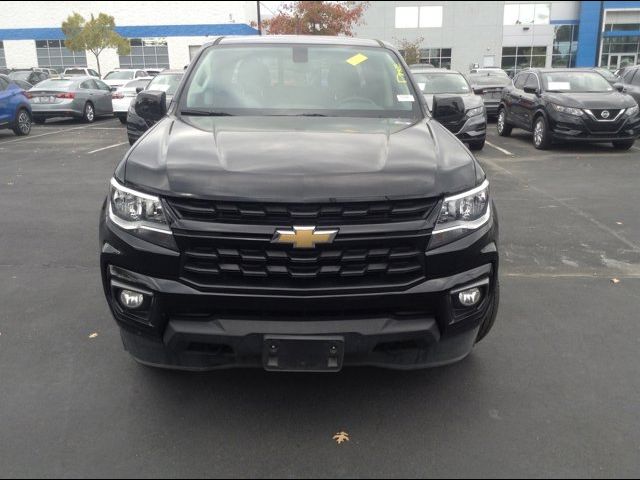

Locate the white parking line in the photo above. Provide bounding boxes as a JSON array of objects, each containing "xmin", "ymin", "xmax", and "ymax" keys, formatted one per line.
[
  {"xmin": 485, "ymin": 141, "xmax": 514, "ymax": 157},
  {"xmin": 0, "ymin": 125, "xmax": 94, "ymax": 145},
  {"xmin": 88, "ymin": 142, "xmax": 129, "ymax": 154}
]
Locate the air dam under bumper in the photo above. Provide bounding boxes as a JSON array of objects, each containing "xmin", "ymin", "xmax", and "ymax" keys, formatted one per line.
[{"xmin": 100, "ymin": 205, "xmax": 499, "ymax": 371}]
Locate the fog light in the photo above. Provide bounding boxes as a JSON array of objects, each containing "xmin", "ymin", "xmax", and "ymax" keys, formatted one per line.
[
  {"xmin": 119, "ymin": 289, "xmax": 145, "ymax": 309},
  {"xmin": 458, "ymin": 287, "xmax": 482, "ymax": 307}
]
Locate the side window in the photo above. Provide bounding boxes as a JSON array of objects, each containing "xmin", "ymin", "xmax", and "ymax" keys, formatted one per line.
[
  {"xmin": 135, "ymin": 71, "xmax": 145, "ymax": 78},
  {"xmin": 80, "ymin": 80, "xmax": 93, "ymax": 89},
  {"xmin": 90, "ymin": 70, "xmax": 99, "ymax": 77},
  {"xmin": 514, "ymin": 73, "xmax": 528, "ymax": 90},
  {"xmin": 0, "ymin": 77, "xmax": 9, "ymax": 91},
  {"xmin": 525, "ymin": 74, "xmax": 539, "ymax": 90},
  {"xmin": 95, "ymin": 80, "xmax": 110, "ymax": 91},
  {"xmin": 631, "ymin": 71, "xmax": 640, "ymax": 87},
  {"xmin": 623, "ymin": 70, "xmax": 635, "ymax": 83}
]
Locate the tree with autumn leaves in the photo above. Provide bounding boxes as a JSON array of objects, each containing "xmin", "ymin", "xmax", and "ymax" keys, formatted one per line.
[{"xmin": 262, "ymin": 1, "xmax": 369, "ymax": 36}]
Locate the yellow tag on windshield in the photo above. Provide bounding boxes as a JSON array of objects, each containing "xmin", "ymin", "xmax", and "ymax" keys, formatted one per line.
[{"xmin": 346, "ymin": 53, "xmax": 368, "ymax": 66}]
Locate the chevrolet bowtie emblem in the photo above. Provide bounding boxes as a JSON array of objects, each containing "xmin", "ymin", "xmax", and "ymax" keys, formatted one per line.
[{"xmin": 272, "ymin": 226, "xmax": 338, "ymax": 249}]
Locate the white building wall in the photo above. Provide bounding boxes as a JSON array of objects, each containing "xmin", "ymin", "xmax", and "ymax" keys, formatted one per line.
[
  {"xmin": 0, "ymin": 1, "xmax": 255, "ymax": 73},
  {"xmin": 3, "ymin": 40, "xmax": 38, "ymax": 68}
]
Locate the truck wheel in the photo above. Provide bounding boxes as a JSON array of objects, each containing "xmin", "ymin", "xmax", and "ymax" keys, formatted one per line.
[
  {"xmin": 476, "ymin": 280, "xmax": 500, "ymax": 343},
  {"xmin": 612, "ymin": 139, "xmax": 635, "ymax": 151},
  {"xmin": 496, "ymin": 109, "xmax": 512, "ymax": 137},
  {"xmin": 12, "ymin": 108, "xmax": 32, "ymax": 136}
]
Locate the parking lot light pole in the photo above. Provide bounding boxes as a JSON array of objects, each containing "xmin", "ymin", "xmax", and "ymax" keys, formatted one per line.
[{"xmin": 257, "ymin": 1, "xmax": 262, "ymax": 35}]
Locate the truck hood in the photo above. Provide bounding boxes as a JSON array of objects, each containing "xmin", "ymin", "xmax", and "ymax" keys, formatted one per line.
[
  {"xmin": 121, "ymin": 115, "xmax": 478, "ymax": 202},
  {"xmin": 543, "ymin": 91, "xmax": 636, "ymax": 109}
]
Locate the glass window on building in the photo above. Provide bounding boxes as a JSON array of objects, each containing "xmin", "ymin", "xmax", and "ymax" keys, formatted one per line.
[
  {"xmin": 0, "ymin": 41, "xmax": 6, "ymax": 68},
  {"xmin": 600, "ymin": 36, "xmax": 640, "ymax": 70},
  {"xmin": 504, "ymin": 3, "xmax": 550, "ymax": 25},
  {"xmin": 418, "ymin": 48, "xmax": 452, "ymax": 69},
  {"xmin": 35, "ymin": 39, "xmax": 87, "ymax": 72},
  {"xmin": 395, "ymin": 6, "xmax": 443, "ymax": 28},
  {"xmin": 552, "ymin": 24, "xmax": 579, "ymax": 68},
  {"xmin": 119, "ymin": 38, "xmax": 169, "ymax": 69},
  {"xmin": 501, "ymin": 46, "xmax": 547, "ymax": 77}
]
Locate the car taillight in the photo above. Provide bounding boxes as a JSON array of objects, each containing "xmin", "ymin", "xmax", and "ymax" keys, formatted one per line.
[
  {"xmin": 23, "ymin": 92, "xmax": 33, "ymax": 99},
  {"xmin": 112, "ymin": 92, "xmax": 124, "ymax": 99},
  {"xmin": 56, "ymin": 92, "xmax": 75, "ymax": 99}
]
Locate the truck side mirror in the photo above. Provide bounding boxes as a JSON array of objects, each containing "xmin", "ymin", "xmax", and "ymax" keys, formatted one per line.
[{"xmin": 134, "ymin": 90, "xmax": 167, "ymax": 126}]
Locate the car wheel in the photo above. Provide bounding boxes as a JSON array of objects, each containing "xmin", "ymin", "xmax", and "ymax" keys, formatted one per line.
[
  {"xmin": 533, "ymin": 116, "xmax": 551, "ymax": 150},
  {"xmin": 476, "ymin": 280, "xmax": 500, "ymax": 343},
  {"xmin": 33, "ymin": 117, "xmax": 46, "ymax": 125},
  {"xmin": 496, "ymin": 109, "xmax": 512, "ymax": 137},
  {"xmin": 128, "ymin": 135, "xmax": 137, "ymax": 146},
  {"xmin": 612, "ymin": 139, "xmax": 635, "ymax": 151},
  {"xmin": 83, "ymin": 102, "xmax": 95, "ymax": 123},
  {"xmin": 468, "ymin": 139, "xmax": 485, "ymax": 151},
  {"xmin": 12, "ymin": 109, "xmax": 32, "ymax": 136},
  {"xmin": 118, "ymin": 116, "xmax": 127, "ymax": 125}
]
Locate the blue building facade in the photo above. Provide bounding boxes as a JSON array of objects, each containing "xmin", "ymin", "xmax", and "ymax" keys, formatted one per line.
[{"xmin": 576, "ymin": 1, "xmax": 640, "ymax": 68}]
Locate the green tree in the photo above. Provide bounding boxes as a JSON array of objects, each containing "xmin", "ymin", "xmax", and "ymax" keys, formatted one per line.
[
  {"xmin": 62, "ymin": 13, "xmax": 130, "ymax": 76},
  {"xmin": 394, "ymin": 37, "xmax": 424, "ymax": 65}
]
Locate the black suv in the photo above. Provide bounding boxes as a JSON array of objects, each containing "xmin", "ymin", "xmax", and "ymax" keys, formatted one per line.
[
  {"xmin": 99, "ymin": 36, "xmax": 499, "ymax": 372},
  {"xmin": 497, "ymin": 68, "xmax": 640, "ymax": 150}
]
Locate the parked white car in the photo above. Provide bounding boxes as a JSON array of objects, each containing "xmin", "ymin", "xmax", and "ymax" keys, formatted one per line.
[
  {"xmin": 111, "ymin": 77, "xmax": 153, "ymax": 123},
  {"xmin": 102, "ymin": 69, "xmax": 149, "ymax": 91},
  {"xmin": 63, "ymin": 67, "xmax": 100, "ymax": 78}
]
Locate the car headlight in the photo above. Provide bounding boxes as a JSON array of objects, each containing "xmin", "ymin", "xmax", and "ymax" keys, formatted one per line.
[
  {"xmin": 466, "ymin": 106, "xmax": 485, "ymax": 118},
  {"xmin": 430, "ymin": 180, "xmax": 491, "ymax": 249},
  {"xmin": 624, "ymin": 105, "xmax": 639, "ymax": 117},
  {"xmin": 108, "ymin": 178, "xmax": 170, "ymax": 233},
  {"xmin": 551, "ymin": 104, "xmax": 584, "ymax": 116}
]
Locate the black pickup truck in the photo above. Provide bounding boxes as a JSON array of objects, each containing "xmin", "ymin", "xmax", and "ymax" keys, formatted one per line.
[{"xmin": 99, "ymin": 36, "xmax": 499, "ymax": 372}]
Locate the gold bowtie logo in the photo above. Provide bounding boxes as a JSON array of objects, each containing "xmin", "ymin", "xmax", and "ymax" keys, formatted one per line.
[{"xmin": 272, "ymin": 226, "xmax": 338, "ymax": 249}]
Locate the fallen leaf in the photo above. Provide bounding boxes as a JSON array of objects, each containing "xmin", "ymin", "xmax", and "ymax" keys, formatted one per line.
[
  {"xmin": 611, "ymin": 278, "xmax": 620, "ymax": 284},
  {"xmin": 89, "ymin": 332, "xmax": 99, "ymax": 339},
  {"xmin": 333, "ymin": 431, "xmax": 350, "ymax": 445}
]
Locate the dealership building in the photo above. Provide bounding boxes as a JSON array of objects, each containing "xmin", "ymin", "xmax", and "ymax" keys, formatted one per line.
[
  {"xmin": 354, "ymin": 1, "xmax": 640, "ymax": 74},
  {"xmin": 1, "ymin": 1, "xmax": 640, "ymax": 76},
  {"xmin": 0, "ymin": 1, "xmax": 258, "ymax": 74}
]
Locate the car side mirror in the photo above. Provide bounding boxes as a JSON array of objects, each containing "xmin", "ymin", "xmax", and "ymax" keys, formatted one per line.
[
  {"xmin": 134, "ymin": 90, "xmax": 167, "ymax": 126},
  {"xmin": 432, "ymin": 94, "xmax": 465, "ymax": 122},
  {"xmin": 613, "ymin": 82, "xmax": 625, "ymax": 92},
  {"xmin": 473, "ymin": 87, "xmax": 484, "ymax": 95},
  {"xmin": 523, "ymin": 86, "xmax": 539, "ymax": 95},
  {"xmin": 136, "ymin": 86, "xmax": 144, "ymax": 94}
]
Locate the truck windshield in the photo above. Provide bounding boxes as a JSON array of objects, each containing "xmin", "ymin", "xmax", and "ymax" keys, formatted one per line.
[{"xmin": 181, "ymin": 44, "xmax": 420, "ymax": 119}]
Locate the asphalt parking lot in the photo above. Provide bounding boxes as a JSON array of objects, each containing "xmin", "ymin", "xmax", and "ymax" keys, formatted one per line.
[{"xmin": 1, "ymin": 117, "xmax": 639, "ymax": 478}]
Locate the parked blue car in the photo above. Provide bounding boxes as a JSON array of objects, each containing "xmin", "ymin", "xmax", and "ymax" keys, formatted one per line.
[{"xmin": 0, "ymin": 74, "xmax": 32, "ymax": 136}]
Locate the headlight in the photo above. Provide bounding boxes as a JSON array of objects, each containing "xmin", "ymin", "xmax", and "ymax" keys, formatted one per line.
[
  {"xmin": 108, "ymin": 178, "xmax": 170, "ymax": 233},
  {"xmin": 551, "ymin": 104, "xmax": 584, "ymax": 116},
  {"xmin": 625, "ymin": 105, "xmax": 639, "ymax": 117},
  {"xmin": 466, "ymin": 106, "xmax": 485, "ymax": 118},
  {"xmin": 430, "ymin": 180, "xmax": 491, "ymax": 249}
]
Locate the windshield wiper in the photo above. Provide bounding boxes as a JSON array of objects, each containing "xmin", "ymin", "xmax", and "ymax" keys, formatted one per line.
[{"xmin": 180, "ymin": 109, "xmax": 234, "ymax": 116}]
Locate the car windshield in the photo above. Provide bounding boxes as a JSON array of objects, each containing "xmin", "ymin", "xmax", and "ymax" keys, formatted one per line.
[
  {"xmin": 8, "ymin": 71, "xmax": 30, "ymax": 81},
  {"xmin": 181, "ymin": 44, "xmax": 420, "ymax": 118},
  {"xmin": 147, "ymin": 73, "xmax": 182, "ymax": 95},
  {"xmin": 104, "ymin": 71, "xmax": 135, "ymax": 80},
  {"xmin": 542, "ymin": 72, "xmax": 614, "ymax": 92},
  {"xmin": 33, "ymin": 79, "xmax": 75, "ymax": 90},
  {"xmin": 65, "ymin": 69, "xmax": 86, "ymax": 75},
  {"xmin": 413, "ymin": 72, "xmax": 471, "ymax": 94},
  {"xmin": 469, "ymin": 74, "xmax": 512, "ymax": 87}
]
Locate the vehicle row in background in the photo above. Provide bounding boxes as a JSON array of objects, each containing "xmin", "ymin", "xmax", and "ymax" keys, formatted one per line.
[{"xmin": 497, "ymin": 69, "xmax": 640, "ymax": 150}]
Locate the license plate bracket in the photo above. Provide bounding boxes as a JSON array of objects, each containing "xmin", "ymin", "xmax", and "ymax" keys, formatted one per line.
[{"xmin": 263, "ymin": 336, "xmax": 344, "ymax": 372}]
